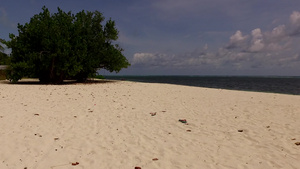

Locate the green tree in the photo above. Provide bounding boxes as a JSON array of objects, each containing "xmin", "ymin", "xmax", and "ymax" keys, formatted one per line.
[{"xmin": 6, "ymin": 6, "xmax": 130, "ymax": 83}]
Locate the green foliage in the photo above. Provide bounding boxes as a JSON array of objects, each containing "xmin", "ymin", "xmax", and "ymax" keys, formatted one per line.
[
  {"xmin": 92, "ymin": 74, "xmax": 105, "ymax": 79},
  {"xmin": 0, "ymin": 53, "xmax": 10, "ymax": 65},
  {"xmin": 6, "ymin": 6, "xmax": 130, "ymax": 83}
]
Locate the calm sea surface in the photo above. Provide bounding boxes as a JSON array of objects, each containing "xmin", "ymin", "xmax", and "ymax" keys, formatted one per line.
[{"xmin": 104, "ymin": 76, "xmax": 300, "ymax": 95}]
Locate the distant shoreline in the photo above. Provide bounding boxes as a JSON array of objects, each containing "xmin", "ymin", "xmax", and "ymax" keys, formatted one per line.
[
  {"xmin": 104, "ymin": 75, "xmax": 300, "ymax": 78},
  {"xmin": 104, "ymin": 75, "xmax": 300, "ymax": 95},
  {"xmin": 1, "ymin": 75, "xmax": 300, "ymax": 95}
]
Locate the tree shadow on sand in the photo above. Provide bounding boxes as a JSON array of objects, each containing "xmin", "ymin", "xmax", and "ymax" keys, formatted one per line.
[{"xmin": 0, "ymin": 78, "xmax": 118, "ymax": 85}]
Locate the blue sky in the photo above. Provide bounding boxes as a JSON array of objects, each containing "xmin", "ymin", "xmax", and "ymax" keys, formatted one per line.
[{"xmin": 1, "ymin": 0, "xmax": 300, "ymax": 76}]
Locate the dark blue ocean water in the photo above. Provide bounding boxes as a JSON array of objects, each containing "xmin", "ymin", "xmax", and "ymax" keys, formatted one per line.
[{"xmin": 104, "ymin": 76, "xmax": 300, "ymax": 95}]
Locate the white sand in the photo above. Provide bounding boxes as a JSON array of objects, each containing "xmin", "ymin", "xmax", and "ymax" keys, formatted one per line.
[{"xmin": 0, "ymin": 80, "xmax": 299, "ymax": 169}]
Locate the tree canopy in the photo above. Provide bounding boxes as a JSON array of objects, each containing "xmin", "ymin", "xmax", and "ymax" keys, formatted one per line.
[{"xmin": 6, "ymin": 6, "xmax": 130, "ymax": 83}]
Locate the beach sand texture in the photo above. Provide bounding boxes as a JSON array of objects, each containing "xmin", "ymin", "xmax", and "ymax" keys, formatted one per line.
[{"xmin": 0, "ymin": 80, "xmax": 299, "ymax": 169}]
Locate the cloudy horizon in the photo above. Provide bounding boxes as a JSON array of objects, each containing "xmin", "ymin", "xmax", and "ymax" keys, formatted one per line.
[{"xmin": 1, "ymin": 0, "xmax": 300, "ymax": 76}]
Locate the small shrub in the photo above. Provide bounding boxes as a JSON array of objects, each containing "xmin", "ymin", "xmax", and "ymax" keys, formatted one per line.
[{"xmin": 94, "ymin": 74, "xmax": 105, "ymax": 79}]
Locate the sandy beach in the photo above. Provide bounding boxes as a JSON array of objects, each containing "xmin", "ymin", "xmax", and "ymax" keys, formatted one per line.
[{"xmin": 0, "ymin": 79, "xmax": 299, "ymax": 169}]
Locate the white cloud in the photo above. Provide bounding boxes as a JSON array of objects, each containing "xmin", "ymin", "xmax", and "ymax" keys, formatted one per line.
[
  {"xmin": 226, "ymin": 30, "xmax": 248, "ymax": 49},
  {"xmin": 131, "ymin": 11, "xmax": 300, "ymax": 73},
  {"xmin": 132, "ymin": 45, "xmax": 233, "ymax": 69},
  {"xmin": 264, "ymin": 25, "xmax": 288, "ymax": 49},
  {"xmin": 132, "ymin": 53, "xmax": 156, "ymax": 65},
  {"xmin": 248, "ymin": 28, "xmax": 264, "ymax": 52},
  {"xmin": 289, "ymin": 11, "xmax": 300, "ymax": 36},
  {"xmin": 132, "ymin": 53, "xmax": 176, "ymax": 67},
  {"xmin": 290, "ymin": 11, "xmax": 300, "ymax": 25},
  {"xmin": 271, "ymin": 25, "xmax": 286, "ymax": 39},
  {"xmin": 225, "ymin": 11, "xmax": 300, "ymax": 54}
]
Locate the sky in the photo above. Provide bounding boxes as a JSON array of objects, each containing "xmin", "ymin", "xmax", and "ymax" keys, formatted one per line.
[{"xmin": 1, "ymin": 0, "xmax": 300, "ymax": 76}]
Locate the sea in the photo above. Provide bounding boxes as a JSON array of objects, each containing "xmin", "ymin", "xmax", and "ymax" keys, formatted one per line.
[{"xmin": 104, "ymin": 76, "xmax": 300, "ymax": 95}]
